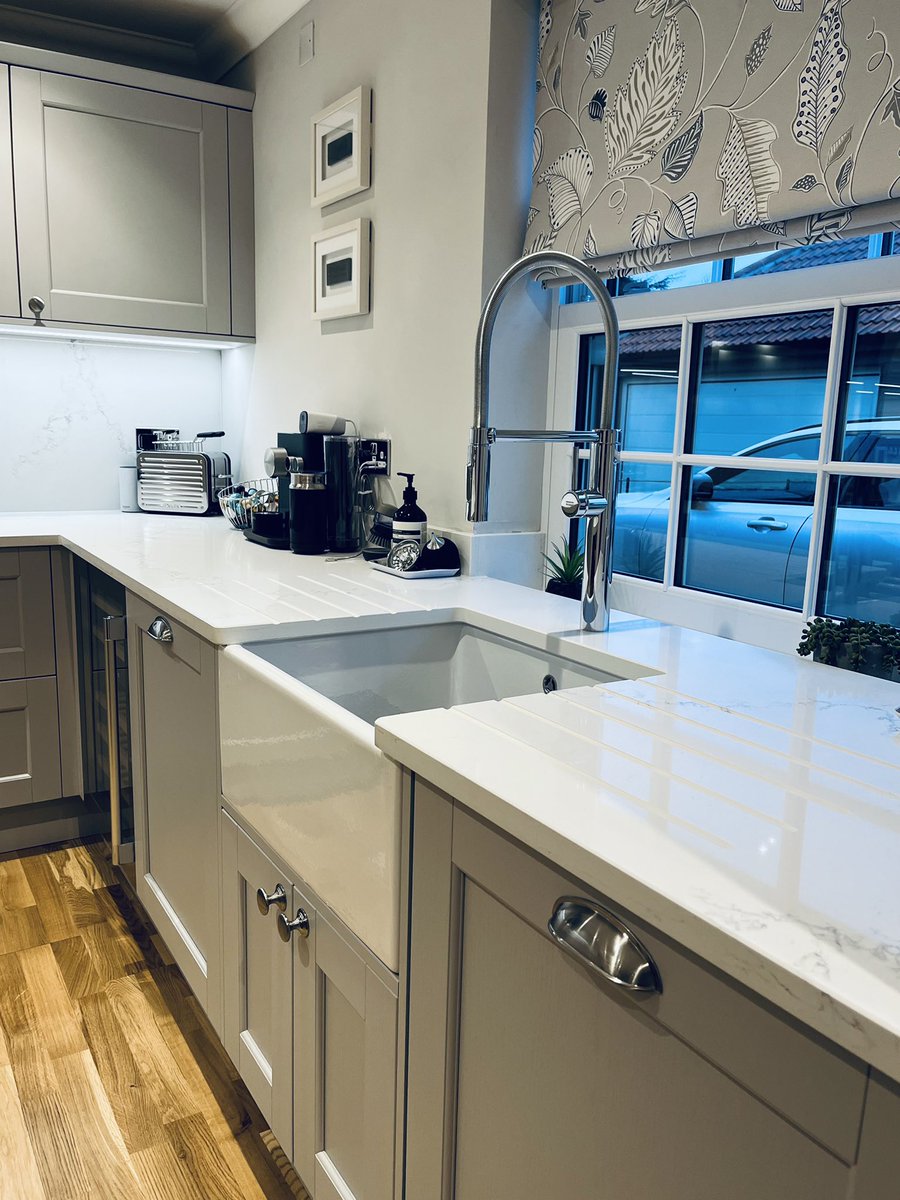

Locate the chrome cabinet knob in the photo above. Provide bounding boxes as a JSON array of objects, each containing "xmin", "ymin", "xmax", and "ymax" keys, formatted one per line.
[
  {"xmin": 147, "ymin": 616, "xmax": 174, "ymax": 643},
  {"xmin": 548, "ymin": 897, "xmax": 662, "ymax": 994},
  {"xmin": 28, "ymin": 296, "xmax": 45, "ymax": 324},
  {"xmin": 256, "ymin": 883, "xmax": 286, "ymax": 916},
  {"xmin": 277, "ymin": 908, "xmax": 310, "ymax": 942}
]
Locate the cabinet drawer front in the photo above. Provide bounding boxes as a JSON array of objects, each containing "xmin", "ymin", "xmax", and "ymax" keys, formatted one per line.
[
  {"xmin": 452, "ymin": 804, "xmax": 866, "ymax": 1162},
  {"xmin": 0, "ymin": 548, "xmax": 55, "ymax": 681},
  {"xmin": 11, "ymin": 68, "xmax": 230, "ymax": 334},
  {"xmin": 0, "ymin": 677, "xmax": 62, "ymax": 808},
  {"xmin": 129, "ymin": 594, "xmax": 202, "ymax": 674}
]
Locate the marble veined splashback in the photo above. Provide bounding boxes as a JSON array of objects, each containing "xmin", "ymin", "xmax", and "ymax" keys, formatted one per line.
[{"xmin": 0, "ymin": 335, "xmax": 232, "ymax": 512}]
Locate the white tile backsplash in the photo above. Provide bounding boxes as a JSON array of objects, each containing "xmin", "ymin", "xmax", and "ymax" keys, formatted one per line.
[{"xmin": 0, "ymin": 335, "xmax": 227, "ymax": 512}]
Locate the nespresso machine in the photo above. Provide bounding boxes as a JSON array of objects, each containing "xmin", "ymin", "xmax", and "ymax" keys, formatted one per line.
[{"xmin": 260, "ymin": 412, "xmax": 361, "ymax": 555}]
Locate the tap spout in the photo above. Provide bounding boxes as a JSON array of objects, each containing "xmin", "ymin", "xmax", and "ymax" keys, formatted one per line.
[{"xmin": 465, "ymin": 249, "xmax": 620, "ymax": 632}]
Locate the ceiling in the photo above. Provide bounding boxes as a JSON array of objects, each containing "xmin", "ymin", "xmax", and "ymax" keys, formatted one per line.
[{"xmin": 0, "ymin": 0, "xmax": 310, "ymax": 79}]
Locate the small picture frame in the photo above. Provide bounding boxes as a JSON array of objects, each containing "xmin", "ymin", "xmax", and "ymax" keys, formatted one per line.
[
  {"xmin": 312, "ymin": 218, "xmax": 371, "ymax": 321},
  {"xmin": 311, "ymin": 86, "xmax": 372, "ymax": 208}
]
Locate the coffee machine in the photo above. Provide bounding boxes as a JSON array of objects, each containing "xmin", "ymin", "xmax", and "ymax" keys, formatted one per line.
[{"xmin": 263, "ymin": 413, "xmax": 360, "ymax": 554}]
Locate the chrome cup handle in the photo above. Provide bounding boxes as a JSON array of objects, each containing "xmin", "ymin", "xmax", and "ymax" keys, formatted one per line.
[
  {"xmin": 548, "ymin": 897, "xmax": 662, "ymax": 994},
  {"xmin": 147, "ymin": 616, "xmax": 174, "ymax": 643}
]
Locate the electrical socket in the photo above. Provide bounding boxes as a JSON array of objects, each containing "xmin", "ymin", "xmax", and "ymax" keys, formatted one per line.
[{"xmin": 362, "ymin": 439, "xmax": 391, "ymax": 476}]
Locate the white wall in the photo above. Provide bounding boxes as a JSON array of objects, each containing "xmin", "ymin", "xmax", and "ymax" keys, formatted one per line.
[
  {"xmin": 227, "ymin": 0, "xmax": 551, "ymax": 573},
  {"xmin": 0, "ymin": 335, "xmax": 226, "ymax": 511}
]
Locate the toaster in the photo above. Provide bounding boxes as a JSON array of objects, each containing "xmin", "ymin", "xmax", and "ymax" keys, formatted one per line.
[{"xmin": 136, "ymin": 430, "xmax": 231, "ymax": 516}]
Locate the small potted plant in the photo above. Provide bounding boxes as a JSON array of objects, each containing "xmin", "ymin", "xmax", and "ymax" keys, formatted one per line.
[
  {"xmin": 798, "ymin": 616, "xmax": 899, "ymax": 681},
  {"xmin": 797, "ymin": 617, "xmax": 844, "ymax": 666},
  {"xmin": 543, "ymin": 537, "xmax": 584, "ymax": 601}
]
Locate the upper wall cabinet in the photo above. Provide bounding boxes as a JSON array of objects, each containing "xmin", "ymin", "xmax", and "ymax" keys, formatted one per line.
[
  {"xmin": 0, "ymin": 67, "xmax": 19, "ymax": 319},
  {"xmin": 8, "ymin": 66, "xmax": 254, "ymax": 338}
]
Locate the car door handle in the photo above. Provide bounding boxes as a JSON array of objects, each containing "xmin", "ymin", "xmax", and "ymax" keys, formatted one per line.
[{"xmin": 746, "ymin": 518, "xmax": 789, "ymax": 532}]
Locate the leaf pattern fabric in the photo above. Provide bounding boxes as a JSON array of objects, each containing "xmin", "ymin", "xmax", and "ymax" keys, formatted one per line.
[
  {"xmin": 528, "ymin": 0, "xmax": 900, "ymax": 279},
  {"xmin": 792, "ymin": 0, "xmax": 849, "ymax": 152},
  {"xmin": 605, "ymin": 18, "xmax": 686, "ymax": 176},
  {"xmin": 717, "ymin": 116, "xmax": 781, "ymax": 225}
]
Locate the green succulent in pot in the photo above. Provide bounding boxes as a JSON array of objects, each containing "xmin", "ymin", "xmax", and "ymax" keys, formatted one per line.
[
  {"xmin": 544, "ymin": 537, "xmax": 584, "ymax": 601},
  {"xmin": 797, "ymin": 616, "xmax": 899, "ymax": 680}
]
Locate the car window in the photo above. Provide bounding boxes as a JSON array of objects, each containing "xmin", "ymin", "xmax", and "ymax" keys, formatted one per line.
[
  {"xmin": 866, "ymin": 431, "xmax": 900, "ymax": 468},
  {"xmin": 742, "ymin": 435, "xmax": 820, "ymax": 460},
  {"xmin": 704, "ymin": 468, "xmax": 817, "ymax": 504}
]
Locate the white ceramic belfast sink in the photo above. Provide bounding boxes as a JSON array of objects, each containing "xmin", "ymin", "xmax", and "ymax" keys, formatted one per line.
[{"xmin": 218, "ymin": 620, "xmax": 622, "ymax": 971}]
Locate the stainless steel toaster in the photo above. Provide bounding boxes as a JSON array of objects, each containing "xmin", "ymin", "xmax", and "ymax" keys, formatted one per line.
[{"xmin": 136, "ymin": 431, "xmax": 231, "ymax": 516}]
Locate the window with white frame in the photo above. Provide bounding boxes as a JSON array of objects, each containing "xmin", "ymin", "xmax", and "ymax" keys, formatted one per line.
[{"xmin": 548, "ymin": 243, "xmax": 900, "ymax": 644}]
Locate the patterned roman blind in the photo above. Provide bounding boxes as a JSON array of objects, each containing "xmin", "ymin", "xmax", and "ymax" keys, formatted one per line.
[{"xmin": 528, "ymin": 0, "xmax": 900, "ymax": 279}]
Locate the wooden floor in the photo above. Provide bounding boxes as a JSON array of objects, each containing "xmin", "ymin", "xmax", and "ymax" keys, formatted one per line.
[{"xmin": 0, "ymin": 839, "xmax": 309, "ymax": 1200}]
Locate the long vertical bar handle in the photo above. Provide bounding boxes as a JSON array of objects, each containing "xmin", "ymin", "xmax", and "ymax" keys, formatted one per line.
[{"xmin": 102, "ymin": 616, "xmax": 127, "ymax": 868}]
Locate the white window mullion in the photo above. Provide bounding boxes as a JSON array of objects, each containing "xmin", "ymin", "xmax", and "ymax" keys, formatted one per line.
[
  {"xmin": 800, "ymin": 304, "xmax": 848, "ymax": 618},
  {"xmin": 662, "ymin": 318, "xmax": 693, "ymax": 590}
]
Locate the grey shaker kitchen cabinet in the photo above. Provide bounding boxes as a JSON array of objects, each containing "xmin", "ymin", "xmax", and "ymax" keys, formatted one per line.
[
  {"xmin": 220, "ymin": 812, "xmax": 296, "ymax": 1159},
  {"xmin": 405, "ymin": 781, "xmax": 867, "ymax": 1200},
  {"xmin": 127, "ymin": 592, "xmax": 223, "ymax": 1033},
  {"xmin": 854, "ymin": 1073, "xmax": 900, "ymax": 1198},
  {"xmin": 0, "ymin": 677, "xmax": 62, "ymax": 808},
  {"xmin": 0, "ymin": 549, "xmax": 55, "ymax": 682},
  {"xmin": 299, "ymin": 907, "xmax": 397, "ymax": 1200},
  {"xmin": 9, "ymin": 67, "xmax": 248, "ymax": 336},
  {"xmin": 219, "ymin": 809, "xmax": 398, "ymax": 1200},
  {"xmin": 0, "ymin": 548, "xmax": 81, "ymax": 813},
  {"xmin": 0, "ymin": 66, "xmax": 19, "ymax": 318}
]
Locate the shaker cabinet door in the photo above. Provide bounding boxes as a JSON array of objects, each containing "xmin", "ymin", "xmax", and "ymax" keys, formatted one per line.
[
  {"xmin": 0, "ymin": 548, "xmax": 56, "ymax": 682},
  {"xmin": 128, "ymin": 596, "xmax": 222, "ymax": 1031},
  {"xmin": 406, "ymin": 784, "xmax": 856, "ymax": 1200},
  {"xmin": 10, "ymin": 68, "xmax": 231, "ymax": 334},
  {"xmin": 221, "ymin": 814, "xmax": 295, "ymax": 1159},
  {"xmin": 0, "ymin": 67, "xmax": 19, "ymax": 318},
  {"xmin": 0, "ymin": 677, "xmax": 62, "ymax": 808},
  {"xmin": 296, "ymin": 912, "xmax": 397, "ymax": 1200}
]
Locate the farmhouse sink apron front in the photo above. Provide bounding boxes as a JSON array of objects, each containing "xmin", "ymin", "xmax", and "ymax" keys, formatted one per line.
[{"xmin": 218, "ymin": 619, "xmax": 623, "ymax": 971}]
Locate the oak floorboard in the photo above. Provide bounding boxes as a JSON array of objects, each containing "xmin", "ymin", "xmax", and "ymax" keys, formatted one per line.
[
  {"xmin": 0, "ymin": 902, "xmax": 47, "ymax": 955},
  {"xmin": 51, "ymin": 934, "xmax": 104, "ymax": 1002},
  {"xmin": 130, "ymin": 1139, "xmax": 210, "ymax": 1200},
  {"xmin": 20, "ymin": 854, "xmax": 79, "ymax": 942},
  {"xmin": 19, "ymin": 1090, "xmax": 94, "ymax": 1200},
  {"xmin": 0, "ymin": 951, "xmax": 58, "ymax": 1103},
  {"xmin": 79, "ymin": 988, "xmax": 166, "ymax": 1155},
  {"xmin": 0, "ymin": 1063, "xmax": 47, "ymax": 1200},
  {"xmin": 0, "ymin": 839, "xmax": 299, "ymax": 1200},
  {"xmin": 165, "ymin": 1113, "xmax": 247, "ymax": 1200},
  {"xmin": 19, "ymin": 943, "xmax": 89, "ymax": 1060},
  {"xmin": 0, "ymin": 857, "xmax": 36, "ymax": 910},
  {"xmin": 69, "ymin": 840, "xmax": 117, "ymax": 891},
  {"xmin": 47, "ymin": 847, "xmax": 106, "ymax": 929},
  {"xmin": 80, "ymin": 918, "xmax": 145, "ymax": 985},
  {"xmin": 105, "ymin": 973, "xmax": 201, "ymax": 1126},
  {"xmin": 54, "ymin": 1049, "xmax": 140, "ymax": 1198}
]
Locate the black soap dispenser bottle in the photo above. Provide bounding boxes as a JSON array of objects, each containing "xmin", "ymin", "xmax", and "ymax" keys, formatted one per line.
[{"xmin": 391, "ymin": 473, "xmax": 427, "ymax": 551}]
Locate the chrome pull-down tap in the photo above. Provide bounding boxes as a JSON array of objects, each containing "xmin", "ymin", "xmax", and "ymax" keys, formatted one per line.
[{"xmin": 466, "ymin": 250, "xmax": 620, "ymax": 632}]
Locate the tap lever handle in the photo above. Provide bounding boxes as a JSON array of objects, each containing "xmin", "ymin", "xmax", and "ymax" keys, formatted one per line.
[{"xmin": 561, "ymin": 490, "xmax": 608, "ymax": 520}]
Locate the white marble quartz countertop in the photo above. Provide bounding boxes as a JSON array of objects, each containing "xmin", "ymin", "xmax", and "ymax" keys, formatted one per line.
[{"xmin": 4, "ymin": 511, "xmax": 899, "ymax": 1081}]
